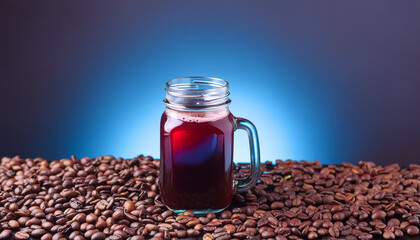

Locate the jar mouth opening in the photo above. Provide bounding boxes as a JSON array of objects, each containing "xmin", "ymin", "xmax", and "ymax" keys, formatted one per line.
[
  {"xmin": 166, "ymin": 76, "xmax": 229, "ymax": 92},
  {"xmin": 164, "ymin": 77, "xmax": 231, "ymax": 111}
]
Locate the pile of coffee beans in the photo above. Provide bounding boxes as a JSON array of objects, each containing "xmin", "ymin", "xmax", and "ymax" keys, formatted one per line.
[{"xmin": 0, "ymin": 155, "xmax": 419, "ymax": 240}]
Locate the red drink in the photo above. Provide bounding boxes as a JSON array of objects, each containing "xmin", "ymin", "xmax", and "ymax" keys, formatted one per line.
[
  {"xmin": 160, "ymin": 108, "xmax": 235, "ymax": 210},
  {"xmin": 160, "ymin": 76, "xmax": 260, "ymax": 214}
]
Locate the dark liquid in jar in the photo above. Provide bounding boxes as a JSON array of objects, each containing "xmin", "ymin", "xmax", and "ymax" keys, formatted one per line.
[{"xmin": 160, "ymin": 109, "xmax": 234, "ymax": 210}]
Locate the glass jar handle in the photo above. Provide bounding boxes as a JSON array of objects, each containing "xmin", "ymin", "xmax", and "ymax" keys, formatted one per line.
[{"xmin": 234, "ymin": 117, "xmax": 260, "ymax": 192}]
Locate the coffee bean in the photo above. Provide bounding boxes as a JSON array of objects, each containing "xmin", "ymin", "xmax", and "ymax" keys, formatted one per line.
[
  {"xmin": 2, "ymin": 156, "xmax": 420, "ymax": 240},
  {"xmin": 95, "ymin": 219, "xmax": 107, "ymax": 229},
  {"xmin": 15, "ymin": 231, "xmax": 30, "ymax": 240},
  {"xmin": 95, "ymin": 200, "xmax": 108, "ymax": 211},
  {"xmin": 261, "ymin": 231, "xmax": 275, "ymax": 238},
  {"xmin": 184, "ymin": 210, "xmax": 194, "ymax": 217},
  {"xmin": 289, "ymin": 218, "xmax": 301, "ymax": 227},
  {"xmin": 123, "ymin": 200, "xmax": 135, "ymax": 212},
  {"xmin": 123, "ymin": 227, "xmax": 135, "ymax": 236},
  {"xmin": 86, "ymin": 213, "xmax": 98, "ymax": 223},
  {"xmin": 406, "ymin": 225, "xmax": 419, "ymax": 236},
  {"xmin": 395, "ymin": 229, "xmax": 404, "ymax": 238},
  {"xmin": 312, "ymin": 219, "xmax": 323, "ymax": 228},
  {"xmin": 328, "ymin": 226, "xmax": 339, "ymax": 237},
  {"xmin": 244, "ymin": 219, "xmax": 257, "ymax": 228},
  {"xmin": 215, "ymin": 235, "xmax": 230, "ymax": 240},
  {"xmin": 331, "ymin": 205, "xmax": 343, "ymax": 213},
  {"xmin": 222, "ymin": 224, "xmax": 235, "ymax": 234},
  {"xmin": 0, "ymin": 230, "xmax": 12, "ymax": 240},
  {"xmin": 26, "ymin": 218, "xmax": 41, "ymax": 226},
  {"xmin": 275, "ymin": 235, "xmax": 287, "ymax": 240},
  {"xmin": 203, "ymin": 225, "xmax": 217, "ymax": 232},
  {"xmin": 408, "ymin": 216, "xmax": 420, "ymax": 226},
  {"xmin": 317, "ymin": 228, "xmax": 328, "ymax": 236},
  {"xmin": 332, "ymin": 212, "xmax": 345, "ymax": 221},
  {"xmin": 41, "ymin": 233, "xmax": 53, "ymax": 240},
  {"xmin": 372, "ymin": 210, "xmax": 386, "ymax": 220},
  {"xmin": 207, "ymin": 212, "xmax": 216, "ymax": 220},
  {"xmin": 307, "ymin": 231, "xmax": 318, "ymax": 239},
  {"xmin": 220, "ymin": 210, "xmax": 232, "ymax": 219},
  {"xmin": 91, "ymin": 232, "xmax": 106, "ymax": 240},
  {"xmin": 87, "ymin": 230, "xmax": 101, "ymax": 239},
  {"xmin": 270, "ymin": 202, "xmax": 284, "ymax": 210},
  {"xmin": 161, "ymin": 210, "xmax": 174, "ymax": 219},
  {"xmin": 383, "ymin": 230, "xmax": 395, "ymax": 239},
  {"xmin": 113, "ymin": 209, "xmax": 125, "ymax": 221},
  {"xmin": 74, "ymin": 235, "xmax": 85, "ymax": 240},
  {"xmin": 52, "ymin": 233, "xmax": 63, "ymax": 240},
  {"xmin": 186, "ymin": 229, "xmax": 200, "ymax": 237},
  {"xmin": 374, "ymin": 190, "xmax": 386, "ymax": 200},
  {"xmin": 61, "ymin": 190, "xmax": 79, "ymax": 198},
  {"xmin": 8, "ymin": 219, "xmax": 19, "ymax": 229},
  {"xmin": 202, "ymin": 233, "xmax": 214, "ymax": 240},
  {"xmin": 32, "ymin": 229, "xmax": 47, "ymax": 238},
  {"xmin": 114, "ymin": 230, "xmax": 127, "ymax": 239}
]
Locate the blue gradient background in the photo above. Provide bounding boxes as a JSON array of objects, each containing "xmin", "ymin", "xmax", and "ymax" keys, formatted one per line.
[{"xmin": 1, "ymin": 1, "xmax": 420, "ymax": 165}]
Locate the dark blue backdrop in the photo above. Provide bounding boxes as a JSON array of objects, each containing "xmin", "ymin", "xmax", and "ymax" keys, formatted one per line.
[{"xmin": 1, "ymin": 1, "xmax": 420, "ymax": 165}]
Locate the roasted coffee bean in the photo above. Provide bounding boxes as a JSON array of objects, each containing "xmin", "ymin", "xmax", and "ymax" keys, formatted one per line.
[
  {"xmin": 332, "ymin": 212, "xmax": 345, "ymax": 221},
  {"xmin": 395, "ymin": 229, "xmax": 404, "ymax": 238},
  {"xmin": 95, "ymin": 219, "xmax": 107, "ymax": 229},
  {"xmin": 207, "ymin": 212, "xmax": 216, "ymax": 220},
  {"xmin": 261, "ymin": 231, "xmax": 275, "ymax": 238},
  {"xmin": 1, "ymin": 156, "xmax": 420, "ymax": 240},
  {"xmin": 328, "ymin": 226, "xmax": 339, "ymax": 237},
  {"xmin": 123, "ymin": 200, "xmax": 135, "ymax": 212},
  {"xmin": 52, "ymin": 233, "xmax": 63, "ymax": 240},
  {"xmin": 372, "ymin": 210, "xmax": 386, "ymax": 220},
  {"xmin": 41, "ymin": 233, "xmax": 53, "ymax": 240},
  {"xmin": 289, "ymin": 218, "xmax": 301, "ymax": 227},
  {"xmin": 383, "ymin": 230, "xmax": 395, "ymax": 239},
  {"xmin": 8, "ymin": 219, "xmax": 19, "ymax": 229},
  {"xmin": 408, "ymin": 216, "xmax": 420, "ymax": 226},
  {"xmin": 220, "ymin": 210, "xmax": 232, "ymax": 219},
  {"xmin": 360, "ymin": 233, "xmax": 374, "ymax": 240},
  {"xmin": 406, "ymin": 225, "xmax": 419, "ymax": 236},
  {"xmin": 186, "ymin": 229, "xmax": 200, "ymax": 237},
  {"xmin": 244, "ymin": 219, "xmax": 257, "ymax": 228},
  {"xmin": 312, "ymin": 219, "xmax": 323, "ymax": 228},
  {"xmin": 15, "ymin": 231, "xmax": 30, "ymax": 240},
  {"xmin": 183, "ymin": 210, "xmax": 194, "ymax": 217},
  {"xmin": 114, "ymin": 230, "xmax": 127, "ymax": 239},
  {"xmin": 223, "ymin": 224, "xmax": 235, "ymax": 234},
  {"xmin": 374, "ymin": 190, "xmax": 386, "ymax": 200},
  {"xmin": 61, "ymin": 190, "xmax": 79, "ymax": 198},
  {"xmin": 203, "ymin": 233, "xmax": 214, "ymax": 240},
  {"xmin": 275, "ymin": 235, "xmax": 287, "ymax": 240},
  {"xmin": 31, "ymin": 229, "xmax": 47, "ymax": 238},
  {"xmin": 307, "ymin": 231, "xmax": 318, "ymax": 239},
  {"xmin": 186, "ymin": 218, "xmax": 200, "ymax": 227},
  {"xmin": 86, "ymin": 213, "xmax": 98, "ymax": 223},
  {"xmin": 317, "ymin": 228, "xmax": 328, "ymax": 236},
  {"xmin": 112, "ymin": 209, "xmax": 125, "ymax": 221},
  {"xmin": 91, "ymin": 232, "xmax": 106, "ymax": 240},
  {"xmin": 161, "ymin": 210, "xmax": 174, "ymax": 219},
  {"xmin": 203, "ymin": 225, "xmax": 217, "ymax": 232},
  {"xmin": 0, "ymin": 230, "xmax": 12, "ymax": 240},
  {"xmin": 74, "ymin": 235, "xmax": 85, "ymax": 240},
  {"xmin": 26, "ymin": 218, "xmax": 41, "ymax": 226}
]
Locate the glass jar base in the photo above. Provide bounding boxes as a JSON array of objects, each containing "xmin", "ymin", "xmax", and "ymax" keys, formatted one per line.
[{"xmin": 167, "ymin": 206, "xmax": 228, "ymax": 215}]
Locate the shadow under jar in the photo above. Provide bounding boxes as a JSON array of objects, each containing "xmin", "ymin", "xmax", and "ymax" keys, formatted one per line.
[{"xmin": 160, "ymin": 77, "xmax": 260, "ymax": 214}]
